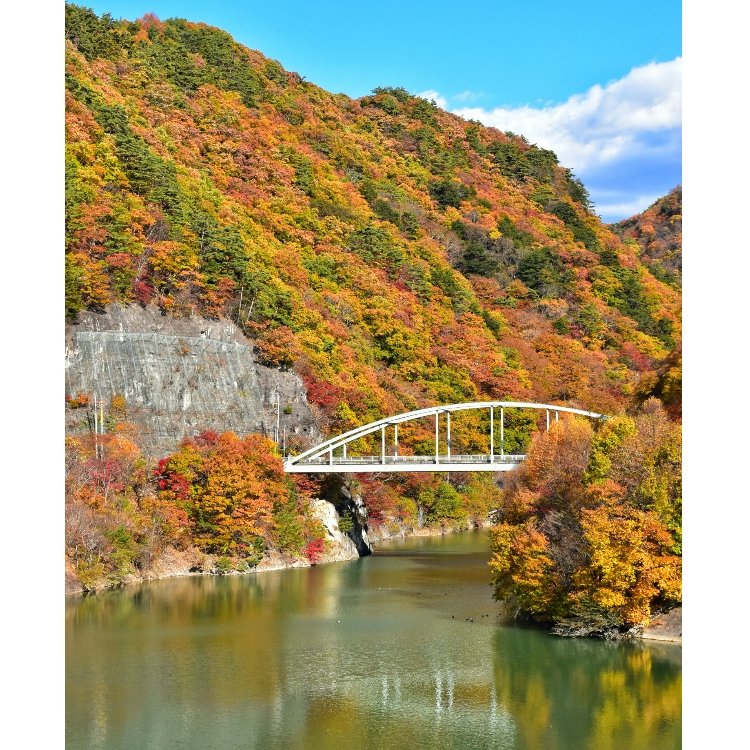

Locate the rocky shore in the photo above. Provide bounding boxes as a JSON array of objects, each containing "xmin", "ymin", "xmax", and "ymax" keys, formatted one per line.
[
  {"xmin": 65, "ymin": 510, "xmax": 681, "ymax": 647},
  {"xmin": 65, "ymin": 497, "xmax": 366, "ymax": 596},
  {"xmin": 64, "ymin": 500, "xmax": 489, "ymax": 597},
  {"xmin": 642, "ymin": 607, "xmax": 682, "ymax": 643}
]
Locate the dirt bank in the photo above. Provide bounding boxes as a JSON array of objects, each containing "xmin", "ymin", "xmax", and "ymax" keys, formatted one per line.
[{"xmin": 642, "ymin": 607, "xmax": 682, "ymax": 643}]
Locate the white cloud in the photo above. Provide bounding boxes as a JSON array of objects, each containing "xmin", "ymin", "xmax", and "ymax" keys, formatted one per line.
[
  {"xmin": 425, "ymin": 58, "xmax": 682, "ymax": 220},
  {"xmin": 448, "ymin": 58, "xmax": 682, "ymax": 174},
  {"xmin": 416, "ymin": 89, "xmax": 448, "ymax": 110},
  {"xmin": 452, "ymin": 90, "xmax": 484, "ymax": 103},
  {"xmin": 592, "ymin": 193, "xmax": 664, "ymax": 221}
]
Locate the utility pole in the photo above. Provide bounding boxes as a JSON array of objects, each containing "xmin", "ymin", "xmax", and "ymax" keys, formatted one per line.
[
  {"xmin": 93, "ymin": 393, "xmax": 99, "ymax": 460},
  {"xmin": 274, "ymin": 388, "xmax": 281, "ymax": 444},
  {"xmin": 92, "ymin": 393, "xmax": 105, "ymax": 459}
]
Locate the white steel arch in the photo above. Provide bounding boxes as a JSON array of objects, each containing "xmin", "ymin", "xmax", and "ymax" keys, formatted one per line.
[{"xmin": 284, "ymin": 401, "xmax": 607, "ymax": 473}]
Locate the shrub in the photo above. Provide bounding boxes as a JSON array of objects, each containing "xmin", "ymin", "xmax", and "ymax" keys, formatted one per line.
[
  {"xmin": 303, "ymin": 538, "xmax": 325, "ymax": 564},
  {"xmin": 271, "ymin": 499, "xmax": 305, "ymax": 556},
  {"xmin": 419, "ymin": 482, "xmax": 466, "ymax": 525},
  {"xmin": 214, "ymin": 556, "xmax": 233, "ymax": 574},
  {"xmin": 67, "ymin": 392, "xmax": 90, "ymax": 409},
  {"xmin": 337, "ymin": 511, "xmax": 354, "ymax": 534}
]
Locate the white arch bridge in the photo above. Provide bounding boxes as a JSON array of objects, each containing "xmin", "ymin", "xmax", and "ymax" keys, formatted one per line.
[{"xmin": 284, "ymin": 401, "xmax": 607, "ymax": 474}]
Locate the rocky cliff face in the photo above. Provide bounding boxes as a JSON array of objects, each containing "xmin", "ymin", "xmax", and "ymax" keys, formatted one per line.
[
  {"xmin": 65, "ymin": 304, "xmax": 320, "ymax": 455},
  {"xmin": 310, "ymin": 499, "xmax": 371, "ymax": 562}
]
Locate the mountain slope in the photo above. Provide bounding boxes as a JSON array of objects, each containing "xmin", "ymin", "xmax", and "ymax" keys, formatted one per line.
[
  {"xmin": 63, "ymin": 6, "xmax": 683, "ymax": 618},
  {"xmin": 65, "ymin": 5, "xmax": 681, "ymax": 452},
  {"xmin": 611, "ymin": 186, "xmax": 682, "ymax": 289}
]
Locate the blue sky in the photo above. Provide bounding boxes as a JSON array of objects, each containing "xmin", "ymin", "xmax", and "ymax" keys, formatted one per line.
[{"xmin": 81, "ymin": 0, "xmax": 682, "ymax": 221}]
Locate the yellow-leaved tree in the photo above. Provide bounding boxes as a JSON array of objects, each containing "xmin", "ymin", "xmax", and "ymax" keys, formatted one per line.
[{"xmin": 489, "ymin": 401, "xmax": 681, "ymax": 636}]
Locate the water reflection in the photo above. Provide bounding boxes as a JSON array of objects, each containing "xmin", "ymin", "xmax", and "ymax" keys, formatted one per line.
[
  {"xmin": 67, "ymin": 533, "xmax": 680, "ymax": 750},
  {"xmin": 491, "ymin": 627, "xmax": 682, "ymax": 750}
]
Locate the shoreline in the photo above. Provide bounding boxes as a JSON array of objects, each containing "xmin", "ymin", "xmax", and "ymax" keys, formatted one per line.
[
  {"xmin": 66, "ymin": 521, "xmax": 681, "ymax": 645},
  {"xmin": 64, "ymin": 519, "xmax": 483, "ymax": 598},
  {"xmin": 641, "ymin": 633, "xmax": 681, "ymax": 643},
  {"xmin": 65, "ymin": 541, "xmax": 354, "ymax": 597},
  {"xmin": 641, "ymin": 607, "xmax": 682, "ymax": 644}
]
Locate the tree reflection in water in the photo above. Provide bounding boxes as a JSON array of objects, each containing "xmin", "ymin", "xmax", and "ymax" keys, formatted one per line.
[{"xmin": 66, "ymin": 533, "xmax": 680, "ymax": 750}]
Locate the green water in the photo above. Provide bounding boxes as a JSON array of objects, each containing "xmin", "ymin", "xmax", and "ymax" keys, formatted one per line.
[{"xmin": 66, "ymin": 531, "xmax": 681, "ymax": 749}]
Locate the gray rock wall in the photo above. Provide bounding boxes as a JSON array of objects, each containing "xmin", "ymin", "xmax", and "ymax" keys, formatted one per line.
[
  {"xmin": 65, "ymin": 305, "xmax": 320, "ymax": 456},
  {"xmin": 309, "ymin": 500, "xmax": 362, "ymax": 562}
]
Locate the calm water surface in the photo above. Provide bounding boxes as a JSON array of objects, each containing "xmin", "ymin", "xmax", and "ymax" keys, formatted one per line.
[{"xmin": 66, "ymin": 531, "xmax": 681, "ymax": 749}]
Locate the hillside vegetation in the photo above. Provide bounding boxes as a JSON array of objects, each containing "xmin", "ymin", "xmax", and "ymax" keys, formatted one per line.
[
  {"xmin": 611, "ymin": 186, "xmax": 682, "ymax": 289},
  {"xmin": 64, "ymin": 4, "xmax": 681, "ymax": 631}
]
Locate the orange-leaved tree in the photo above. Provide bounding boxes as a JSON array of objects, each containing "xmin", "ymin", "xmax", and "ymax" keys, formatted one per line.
[
  {"xmin": 156, "ymin": 431, "xmax": 292, "ymax": 560},
  {"xmin": 489, "ymin": 404, "xmax": 681, "ymax": 635}
]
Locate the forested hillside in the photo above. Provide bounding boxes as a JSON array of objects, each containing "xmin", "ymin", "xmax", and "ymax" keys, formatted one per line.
[
  {"xmin": 64, "ymin": 4, "xmax": 681, "ymax": 630},
  {"xmin": 611, "ymin": 186, "xmax": 682, "ymax": 289}
]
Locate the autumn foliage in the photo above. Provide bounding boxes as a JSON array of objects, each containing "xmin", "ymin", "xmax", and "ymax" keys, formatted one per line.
[
  {"xmin": 489, "ymin": 399, "xmax": 681, "ymax": 634},
  {"xmin": 65, "ymin": 4, "xmax": 681, "ymax": 451},
  {"xmin": 66, "ymin": 428, "xmax": 327, "ymax": 590},
  {"xmin": 64, "ymin": 5, "xmax": 682, "ymax": 619}
]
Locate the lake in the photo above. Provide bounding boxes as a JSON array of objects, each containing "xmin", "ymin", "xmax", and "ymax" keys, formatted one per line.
[{"xmin": 66, "ymin": 530, "xmax": 681, "ymax": 749}]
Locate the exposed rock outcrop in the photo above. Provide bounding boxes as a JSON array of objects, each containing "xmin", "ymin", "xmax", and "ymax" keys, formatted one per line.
[
  {"xmin": 309, "ymin": 499, "xmax": 367, "ymax": 563},
  {"xmin": 65, "ymin": 304, "xmax": 320, "ymax": 455}
]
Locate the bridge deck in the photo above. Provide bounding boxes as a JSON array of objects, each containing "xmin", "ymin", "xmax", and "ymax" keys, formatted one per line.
[{"xmin": 284, "ymin": 454, "xmax": 526, "ymax": 473}]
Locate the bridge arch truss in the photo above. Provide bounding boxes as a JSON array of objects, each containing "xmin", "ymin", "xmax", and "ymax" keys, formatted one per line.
[{"xmin": 284, "ymin": 401, "xmax": 606, "ymax": 473}]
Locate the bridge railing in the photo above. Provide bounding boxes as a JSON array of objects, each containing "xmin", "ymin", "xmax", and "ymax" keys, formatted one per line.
[{"xmin": 294, "ymin": 454, "xmax": 527, "ymax": 466}]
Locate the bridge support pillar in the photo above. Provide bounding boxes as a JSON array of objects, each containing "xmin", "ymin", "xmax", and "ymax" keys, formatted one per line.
[
  {"xmin": 447, "ymin": 412, "xmax": 451, "ymax": 460},
  {"xmin": 490, "ymin": 406, "xmax": 494, "ymax": 463},
  {"xmin": 435, "ymin": 412, "xmax": 439, "ymax": 464},
  {"xmin": 500, "ymin": 407, "xmax": 505, "ymax": 459}
]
